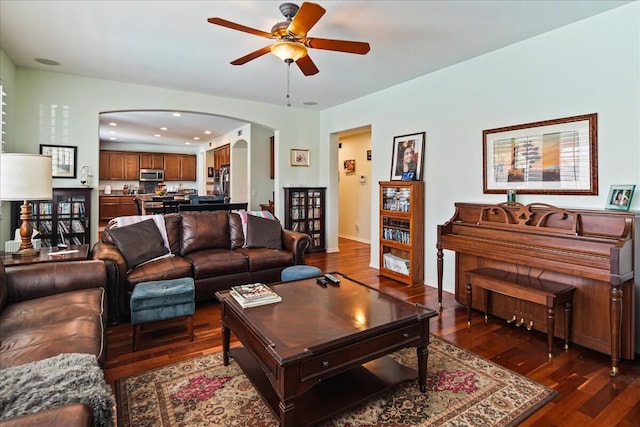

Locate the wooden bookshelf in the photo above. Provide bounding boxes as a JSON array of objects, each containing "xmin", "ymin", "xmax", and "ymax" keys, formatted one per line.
[{"xmin": 379, "ymin": 181, "xmax": 424, "ymax": 285}]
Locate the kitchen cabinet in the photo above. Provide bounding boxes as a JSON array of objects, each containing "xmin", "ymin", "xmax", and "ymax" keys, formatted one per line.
[
  {"xmin": 164, "ymin": 154, "xmax": 181, "ymax": 181},
  {"xmin": 100, "ymin": 150, "xmax": 196, "ymax": 181},
  {"xmin": 99, "ymin": 195, "xmax": 137, "ymax": 222},
  {"xmin": 180, "ymin": 155, "xmax": 196, "ymax": 181},
  {"xmin": 164, "ymin": 154, "xmax": 196, "ymax": 181},
  {"xmin": 99, "ymin": 151, "xmax": 139, "ymax": 180},
  {"xmin": 213, "ymin": 144, "xmax": 230, "ymax": 169},
  {"xmin": 140, "ymin": 153, "xmax": 164, "ymax": 169}
]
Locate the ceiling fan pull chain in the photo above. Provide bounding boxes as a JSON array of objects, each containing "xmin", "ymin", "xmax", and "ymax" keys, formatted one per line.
[{"xmin": 286, "ymin": 59, "xmax": 292, "ymax": 107}]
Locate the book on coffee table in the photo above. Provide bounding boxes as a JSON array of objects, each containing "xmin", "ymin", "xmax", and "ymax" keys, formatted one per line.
[{"xmin": 230, "ymin": 283, "xmax": 282, "ymax": 308}]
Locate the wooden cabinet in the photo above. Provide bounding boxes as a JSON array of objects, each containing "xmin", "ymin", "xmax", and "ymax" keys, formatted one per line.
[
  {"xmin": 163, "ymin": 154, "xmax": 181, "ymax": 181},
  {"xmin": 11, "ymin": 188, "xmax": 92, "ymax": 247},
  {"xmin": 140, "ymin": 153, "xmax": 164, "ymax": 169},
  {"xmin": 100, "ymin": 150, "xmax": 196, "ymax": 181},
  {"xmin": 180, "ymin": 155, "xmax": 196, "ymax": 181},
  {"xmin": 99, "ymin": 195, "xmax": 137, "ymax": 222},
  {"xmin": 379, "ymin": 181, "xmax": 424, "ymax": 286},
  {"xmin": 213, "ymin": 144, "xmax": 230, "ymax": 169},
  {"xmin": 99, "ymin": 151, "xmax": 139, "ymax": 180},
  {"xmin": 284, "ymin": 187, "xmax": 326, "ymax": 253},
  {"xmin": 164, "ymin": 154, "xmax": 196, "ymax": 181}
]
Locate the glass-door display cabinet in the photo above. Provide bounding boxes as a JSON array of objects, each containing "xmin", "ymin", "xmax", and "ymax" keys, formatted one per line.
[
  {"xmin": 284, "ymin": 187, "xmax": 326, "ymax": 253},
  {"xmin": 11, "ymin": 187, "xmax": 92, "ymax": 247}
]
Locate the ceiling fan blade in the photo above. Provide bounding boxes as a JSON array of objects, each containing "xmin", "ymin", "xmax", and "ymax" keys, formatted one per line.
[
  {"xmin": 304, "ymin": 37, "xmax": 370, "ymax": 55},
  {"xmin": 288, "ymin": 2, "xmax": 326, "ymax": 37},
  {"xmin": 207, "ymin": 17, "xmax": 272, "ymax": 38},
  {"xmin": 230, "ymin": 46, "xmax": 272, "ymax": 65},
  {"xmin": 296, "ymin": 55, "xmax": 319, "ymax": 76}
]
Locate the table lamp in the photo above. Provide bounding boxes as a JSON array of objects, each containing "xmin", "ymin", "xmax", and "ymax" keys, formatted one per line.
[{"xmin": 0, "ymin": 153, "xmax": 53, "ymax": 256}]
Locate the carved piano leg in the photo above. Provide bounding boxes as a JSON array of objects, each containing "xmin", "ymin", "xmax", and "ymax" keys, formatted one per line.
[
  {"xmin": 437, "ymin": 248, "xmax": 444, "ymax": 309},
  {"xmin": 610, "ymin": 284, "xmax": 623, "ymax": 376},
  {"xmin": 483, "ymin": 289, "xmax": 489, "ymax": 322},
  {"xmin": 547, "ymin": 305, "xmax": 556, "ymax": 359},
  {"xmin": 564, "ymin": 301, "xmax": 572, "ymax": 351},
  {"xmin": 466, "ymin": 281, "xmax": 472, "ymax": 326}
]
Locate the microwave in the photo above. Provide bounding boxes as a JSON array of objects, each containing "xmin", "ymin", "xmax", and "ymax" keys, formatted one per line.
[{"xmin": 139, "ymin": 169, "xmax": 164, "ymax": 181}]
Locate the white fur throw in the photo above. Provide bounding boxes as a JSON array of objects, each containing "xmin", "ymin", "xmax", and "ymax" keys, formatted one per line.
[{"xmin": 0, "ymin": 353, "xmax": 114, "ymax": 426}]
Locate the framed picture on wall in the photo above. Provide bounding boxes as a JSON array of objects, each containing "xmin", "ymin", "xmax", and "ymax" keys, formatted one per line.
[
  {"xmin": 483, "ymin": 113, "xmax": 598, "ymax": 195},
  {"xmin": 290, "ymin": 149, "xmax": 310, "ymax": 166},
  {"xmin": 40, "ymin": 144, "xmax": 77, "ymax": 178},
  {"xmin": 390, "ymin": 132, "xmax": 425, "ymax": 181}
]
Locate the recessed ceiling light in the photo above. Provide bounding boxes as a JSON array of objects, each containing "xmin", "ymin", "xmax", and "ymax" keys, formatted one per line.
[
  {"xmin": 172, "ymin": 112, "xmax": 182, "ymax": 117},
  {"xmin": 303, "ymin": 101, "xmax": 317, "ymax": 106},
  {"xmin": 109, "ymin": 130, "xmax": 116, "ymax": 134},
  {"xmin": 160, "ymin": 127, "xmax": 168, "ymax": 131},
  {"xmin": 185, "ymin": 142, "xmax": 191, "ymax": 145},
  {"xmin": 108, "ymin": 122, "xmax": 118, "ymax": 126},
  {"xmin": 34, "ymin": 58, "xmax": 60, "ymax": 66},
  {"xmin": 109, "ymin": 137, "xmax": 117, "ymax": 140},
  {"xmin": 204, "ymin": 130, "xmax": 212, "ymax": 135},
  {"xmin": 193, "ymin": 137, "xmax": 200, "ymax": 141},
  {"xmin": 154, "ymin": 134, "xmax": 161, "ymax": 137}
]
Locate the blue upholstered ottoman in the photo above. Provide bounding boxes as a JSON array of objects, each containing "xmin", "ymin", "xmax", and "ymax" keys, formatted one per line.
[
  {"xmin": 130, "ymin": 277, "xmax": 195, "ymax": 351},
  {"xmin": 281, "ymin": 265, "xmax": 322, "ymax": 281}
]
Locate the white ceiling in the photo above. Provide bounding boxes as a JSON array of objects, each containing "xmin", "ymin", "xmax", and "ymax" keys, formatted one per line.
[{"xmin": 1, "ymin": 0, "xmax": 629, "ymax": 147}]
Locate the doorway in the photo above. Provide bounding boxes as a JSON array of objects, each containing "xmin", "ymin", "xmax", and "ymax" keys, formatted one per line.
[{"xmin": 337, "ymin": 126, "xmax": 372, "ymax": 245}]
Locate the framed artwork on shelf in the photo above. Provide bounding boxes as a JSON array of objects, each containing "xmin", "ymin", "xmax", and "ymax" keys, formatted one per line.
[
  {"xmin": 605, "ymin": 184, "xmax": 635, "ymax": 211},
  {"xmin": 483, "ymin": 113, "xmax": 598, "ymax": 195},
  {"xmin": 390, "ymin": 132, "xmax": 425, "ymax": 181},
  {"xmin": 290, "ymin": 149, "xmax": 309, "ymax": 166},
  {"xmin": 40, "ymin": 144, "xmax": 77, "ymax": 178}
]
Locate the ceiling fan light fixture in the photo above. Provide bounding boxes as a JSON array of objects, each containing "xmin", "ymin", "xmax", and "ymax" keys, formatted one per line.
[{"xmin": 271, "ymin": 41, "xmax": 307, "ymax": 62}]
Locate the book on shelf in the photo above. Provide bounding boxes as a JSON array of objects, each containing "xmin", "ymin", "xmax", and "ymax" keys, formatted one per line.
[{"xmin": 229, "ymin": 283, "xmax": 281, "ymax": 308}]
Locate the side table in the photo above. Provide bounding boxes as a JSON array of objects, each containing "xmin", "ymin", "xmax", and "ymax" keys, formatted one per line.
[{"xmin": 0, "ymin": 244, "xmax": 90, "ymax": 266}]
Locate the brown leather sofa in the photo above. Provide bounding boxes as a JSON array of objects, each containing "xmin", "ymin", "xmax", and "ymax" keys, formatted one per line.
[
  {"xmin": 0, "ymin": 259, "xmax": 108, "ymax": 426},
  {"xmin": 92, "ymin": 211, "xmax": 311, "ymax": 324}
]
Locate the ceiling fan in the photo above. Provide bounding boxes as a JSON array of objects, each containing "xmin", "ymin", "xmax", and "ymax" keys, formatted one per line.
[{"xmin": 207, "ymin": 2, "xmax": 370, "ymax": 76}]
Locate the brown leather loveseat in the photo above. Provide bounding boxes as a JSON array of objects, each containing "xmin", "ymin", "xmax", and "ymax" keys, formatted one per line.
[
  {"xmin": 0, "ymin": 259, "xmax": 109, "ymax": 426},
  {"xmin": 92, "ymin": 210, "xmax": 311, "ymax": 324}
]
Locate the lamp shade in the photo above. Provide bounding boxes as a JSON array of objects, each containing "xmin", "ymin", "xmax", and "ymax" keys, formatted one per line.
[
  {"xmin": 0, "ymin": 153, "xmax": 53, "ymax": 201},
  {"xmin": 271, "ymin": 41, "xmax": 308, "ymax": 62}
]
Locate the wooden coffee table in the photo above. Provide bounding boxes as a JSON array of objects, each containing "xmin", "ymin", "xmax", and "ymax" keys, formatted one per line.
[{"xmin": 216, "ymin": 273, "xmax": 437, "ymax": 427}]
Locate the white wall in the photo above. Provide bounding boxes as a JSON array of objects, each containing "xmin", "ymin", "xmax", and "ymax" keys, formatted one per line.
[
  {"xmin": 338, "ymin": 131, "xmax": 371, "ymax": 243},
  {"xmin": 320, "ymin": 3, "xmax": 640, "ymax": 293},
  {"xmin": 1, "ymin": 68, "xmax": 321, "ymax": 243}
]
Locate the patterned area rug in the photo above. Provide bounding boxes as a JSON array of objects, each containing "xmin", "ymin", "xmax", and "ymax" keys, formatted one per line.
[{"xmin": 115, "ymin": 335, "xmax": 557, "ymax": 426}]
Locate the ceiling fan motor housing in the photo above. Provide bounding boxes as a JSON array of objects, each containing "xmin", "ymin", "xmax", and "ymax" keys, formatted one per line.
[{"xmin": 279, "ymin": 3, "xmax": 299, "ymax": 20}]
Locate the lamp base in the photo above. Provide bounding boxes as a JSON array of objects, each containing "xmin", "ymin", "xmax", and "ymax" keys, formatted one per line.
[{"xmin": 12, "ymin": 247, "xmax": 40, "ymax": 258}]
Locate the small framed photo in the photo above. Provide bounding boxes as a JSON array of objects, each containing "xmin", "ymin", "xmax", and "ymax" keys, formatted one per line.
[
  {"xmin": 290, "ymin": 149, "xmax": 309, "ymax": 167},
  {"xmin": 605, "ymin": 185, "xmax": 635, "ymax": 211},
  {"xmin": 344, "ymin": 159, "xmax": 356, "ymax": 173},
  {"xmin": 40, "ymin": 144, "xmax": 77, "ymax": 178},
  {"xmin": 207, "ymin": 167, "xmax": 214, "ymax": 178},
  {"xmin": 390, "ymin": 132, "xmax": 425, "ymax": 181}
]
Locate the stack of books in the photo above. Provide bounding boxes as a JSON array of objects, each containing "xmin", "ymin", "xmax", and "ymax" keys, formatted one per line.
[{"xmin": 229, "ymin": 283, "xmax": 282, "ymax": 308}]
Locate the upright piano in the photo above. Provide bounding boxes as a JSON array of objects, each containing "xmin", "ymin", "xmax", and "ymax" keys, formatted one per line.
[{"xmin": 437, "ymin": 202, "xmax": 637, "ymax": 375}]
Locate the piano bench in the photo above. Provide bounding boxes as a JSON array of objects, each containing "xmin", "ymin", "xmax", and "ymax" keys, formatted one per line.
[{"xmin": 465, "ymin": 267, "xmax": 575, "ymax": 358}]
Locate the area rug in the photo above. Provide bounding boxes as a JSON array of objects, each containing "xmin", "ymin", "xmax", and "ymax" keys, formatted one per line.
[{"xmin": 115, "ymin": 335, "xmax": 557, "ymax": 426}]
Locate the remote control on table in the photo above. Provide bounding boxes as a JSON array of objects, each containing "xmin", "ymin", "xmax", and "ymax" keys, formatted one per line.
[
  {"xmin": 324, "ymin": 274, "xmax": 340, "ymax": 285},
  {"xmin": 316, "ymin": 277, "xmax": 328, "ymax": 287}
]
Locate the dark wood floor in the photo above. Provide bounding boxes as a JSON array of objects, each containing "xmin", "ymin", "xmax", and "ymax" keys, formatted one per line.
[{"xmin": 105, "ymin": 238, "xmax": 640, "ymax": 426}]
